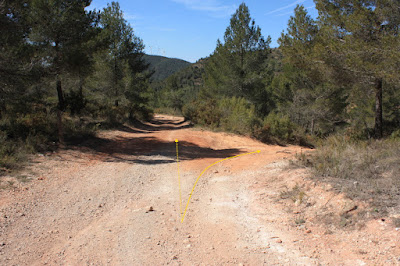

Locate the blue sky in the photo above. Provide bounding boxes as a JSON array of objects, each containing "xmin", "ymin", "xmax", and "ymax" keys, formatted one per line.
[{"xmin": 89, "ymin": 0, "xmax": 318, "ymax": 63}]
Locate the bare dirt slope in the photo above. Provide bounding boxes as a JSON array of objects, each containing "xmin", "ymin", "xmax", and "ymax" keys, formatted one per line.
[{"xmin": 0, "ymin": 114, "xmax": 399, "ymax": 265}]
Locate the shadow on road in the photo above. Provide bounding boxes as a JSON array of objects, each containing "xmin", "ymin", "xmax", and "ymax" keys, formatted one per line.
[
  {"xmin": 73, "ymin": 136, "xmax": 242, "ymax": 165},
  {"xmin": 68, "ymin": 118, "xmax": 242, "ymax": 165},
  {"xmin": 133, "ymin": 119, "xmax": 192, "ymax": 132}
]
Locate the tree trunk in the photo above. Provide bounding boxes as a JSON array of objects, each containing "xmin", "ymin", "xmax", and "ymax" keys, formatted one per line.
[
  {"xmin": 374, "ymin": 78, "xmax": 383, "ymax": 139},
  {"xmin": 56, "ymin": 77, "xmax": 65, "ymax": 146}
]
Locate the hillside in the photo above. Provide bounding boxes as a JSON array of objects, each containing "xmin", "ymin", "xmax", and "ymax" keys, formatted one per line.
[{"xmin": 143, "ymin": 55, "xmax": 191, "ymax": 82}]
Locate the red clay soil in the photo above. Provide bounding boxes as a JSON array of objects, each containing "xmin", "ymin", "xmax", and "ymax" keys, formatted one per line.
[{"xmin": 0, "ymin": 114, "xmax": 399, "ymax": 265}]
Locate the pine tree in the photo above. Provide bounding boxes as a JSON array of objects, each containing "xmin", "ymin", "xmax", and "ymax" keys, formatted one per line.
[
  {"xmin": 98, "ymin": 1, "xmax": 145, "ymax": 107},
  {"xmin": 315, "ymin": 0, "xmax": 400, "ymax": 138},
  {"xmin": 28, "ymin": 0, "xmax": 97, "ymax": 144},
  {"xmin": 278, "ymin": 5, "xmax": 347, "ymax": 135},
  {"xmin": 204, "ymin": 3, "xmax": 271, "ymax": 115}
]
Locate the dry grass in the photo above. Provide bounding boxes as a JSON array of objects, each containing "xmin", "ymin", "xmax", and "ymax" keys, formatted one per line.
[
  {"xmin": 295, "ymin": 136, "xmax": 400, "ymax": 216},
  {"xmin": 279, "ymin": 184, "xmax": 307, "ymax": 204}
]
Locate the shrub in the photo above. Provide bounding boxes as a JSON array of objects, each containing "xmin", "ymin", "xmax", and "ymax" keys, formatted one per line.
[
  {"xmin": 182, "ymin": 102, "xmax": 197, "ymax": 120},
  {"xmin": 182, "ymin": 98, "xmax": 221, "ymax": 128},
  {"xmin": 218, "ymin": 97, "xmax": 258, "ymax": 135},
  {"xmin": 391, "ymin": 129, "xmax": 400, "ymax": 140},
  {"xmin": 254, "ymin": 112, "xmax": 299, "ymax": 144},
  {"xmin": 100, "ymin": 105, "xmax": 128, "ymax": 127},
  {"xmin": 63, "ymin": 117, "xmax": 98, "ymax": 143}
]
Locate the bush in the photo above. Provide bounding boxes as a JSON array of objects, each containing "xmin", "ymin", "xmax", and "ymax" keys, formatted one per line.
[
  {"xmin": 254, "ymin": 112, "xmax": 298, "ymax": 144},
  {"xmin": 218, "ymin": 97, "xmax": 258, "ymax": 135},
  {"xmin": 63, "ymin": 117, "xmax": 98, "ymax": 143},
  {"xmin": 0, "ymin": 130, "xmax": 27, "ymax": 171},
  {"xmin": 0, "ymin": 111, "xmax": 99, "ymax": 174},
  {"xmin": 100, "ymin": 106, "xmax": 128, "ymax": 127},
  {"xmin": 183, "ymin": 97, "xmax": 259, "ymax": 135},
  {"xmin": 0, "ymin": 112, "xmax": 57, "ymax": 141},
  {"xmin": 391, "ymin": 129, "xmax": 400, "ymax": 140},
  {"xmin": 182, "ymin": 98, "xmax": 221, "ymax": 128},
  {"xmin": 182, "ymin": 102, "xmax": 196, "ymax": 120}
]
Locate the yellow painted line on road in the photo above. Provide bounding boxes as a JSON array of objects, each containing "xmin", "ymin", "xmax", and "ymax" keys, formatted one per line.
[{"xmin": 175, "ymin": 139, "xmax": 260, "ymax": 223}]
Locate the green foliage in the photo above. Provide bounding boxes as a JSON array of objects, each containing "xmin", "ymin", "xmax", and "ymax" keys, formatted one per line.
[
  {"xmin": 390, "ymin": 130, "xmax": 400, "ymax": 140},
  {"xmin": 183, "ymin": 98, "xmax": 221, "ymax": 128},
  {"xmin": 314, "ymin": 0, "xmax": 400, "ymax": 137},
  {"xmin": 182, "ymin": 96, "xmax": 258, "ymax": 136},
  {"xmin": 278, "ymin": 5, "xmax": 348, "ymax": 136},
  {"xmin": 203, "ymin": 3, "xmax": 272, "ymax": 116},
  {"xmin": 0, "ymin": 0, "xmax": 153, "ymax": 172},
  {"xmin": 218, "ymin": 97, "xmax": 258, "ymax": 135},
  {"xmin": 253, "ymin": 112, "xmax": 300, "ymax": 144},
  {"xmin": 0, "ymin": 130, "xmax": 28, "ymax": 171},
  {"xmin": 95, "ymin": 1, "xmax": 147, "ymax": 107},
  {"xmin": 264, "ymin": 113, "xmax": 294, "ymax": 140},
  {"xmin": 153, "ymin": 60, "xmax": 205, "ymax": 114}
]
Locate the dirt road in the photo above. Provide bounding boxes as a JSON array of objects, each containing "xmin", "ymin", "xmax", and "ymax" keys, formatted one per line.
[{"xmin": 0, "ymin": 115, "xmax": 399, "ymax": 265}]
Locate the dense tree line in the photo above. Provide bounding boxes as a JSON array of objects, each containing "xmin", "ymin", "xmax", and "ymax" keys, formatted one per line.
[
  {"xmin": 164, "ymin": 2, "xmax": 400, "ymax": 143},
  {"xmin": 2, "ymin": 0, "xmax": 400, "ymax": 172},
  {"xmin": 1, "ymin": 0, "xmax": 151, "ymax": 170}
]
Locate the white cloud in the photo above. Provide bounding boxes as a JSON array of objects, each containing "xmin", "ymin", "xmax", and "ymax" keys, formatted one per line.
[
  {"xmin": 124, "ymin": 12, "xmax": 142, "ymax": 21},
  {"xmin": 172, "ymin": 0, "xmax": 236, "ymax": 17},
  {"xmin": 266, "ymin": 0, "xmax": 307, "ymax": 15},
  {"xmin": 305, "ymin": 5, "xmax": 316, "ymax": 10},
  {"xmin": 274, "ymin": 4, "xmax": 316, "ymax": 17}
]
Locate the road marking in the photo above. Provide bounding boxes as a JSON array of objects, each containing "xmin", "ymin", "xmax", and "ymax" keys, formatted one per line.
[{"xmin": 175, "ymin": 139, "xmax": 260, "ymax": 223}]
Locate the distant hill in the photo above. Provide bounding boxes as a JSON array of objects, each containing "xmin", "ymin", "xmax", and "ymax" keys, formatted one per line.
[{"xmin": 143, "ymin": 55, "xmax": 191, "ymax": 82}]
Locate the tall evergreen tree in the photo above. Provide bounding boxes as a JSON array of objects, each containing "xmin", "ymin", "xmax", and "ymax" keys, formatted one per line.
[
  {"xmin": 204, "ymin": 3, "xmax": 271, "ymax": 115},
  {"xmin": 278, "ymin": 5, "xmax": 347, "ymax": 135},
  {"xmin": 28, "ymin": 0, "xmax": 97, "ymax": 144},
  {"xmin": 98, "ymin": 1, "xmax": 146, "ymax": 107},
  {"xmin": 315, "ymin": 0, "xmax": 400, "ymax": 138}
]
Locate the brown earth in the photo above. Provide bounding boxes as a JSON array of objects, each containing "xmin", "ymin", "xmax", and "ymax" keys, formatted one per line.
[{"xmin": 0, "ymin": 114, "xmax": 399, "ymax": 265}]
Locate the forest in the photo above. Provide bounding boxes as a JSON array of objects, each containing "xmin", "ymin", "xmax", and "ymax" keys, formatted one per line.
[{"xmin": 1, "ymin": 0, "xmax": 400, "ymax": 178}]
